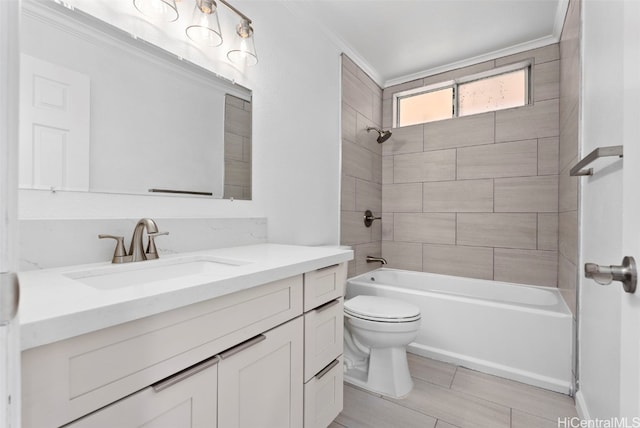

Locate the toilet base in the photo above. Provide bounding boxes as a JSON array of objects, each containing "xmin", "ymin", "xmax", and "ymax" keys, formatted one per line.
[{"xmin": 344, "ymin": 346, "xmax": 414, "ymax": 399}]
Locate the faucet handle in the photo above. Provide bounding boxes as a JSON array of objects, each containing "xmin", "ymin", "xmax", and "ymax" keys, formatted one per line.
[
  {"xmin": 98, "ymin": 234, "xmax": 128, "ymax": 264},
  {"xmin": 146, "ymin": 231, "xmax": 169, "ymax": 260}
]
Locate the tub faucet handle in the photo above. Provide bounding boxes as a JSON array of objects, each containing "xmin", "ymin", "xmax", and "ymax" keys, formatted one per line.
[{"xmin": 364, "ymin": 210, "xmax": 382, "ymax": 228}]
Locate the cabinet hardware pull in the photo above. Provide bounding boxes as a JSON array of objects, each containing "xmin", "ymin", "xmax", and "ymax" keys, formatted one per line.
[
  {"xmin": 316, "ymin": 264, "xmax": 339, "ymax": 272},
  {"xmin": 219, "ymin": 334, "xmax": 266, "ymax": 360},
  {"xmin": 315, "ymin": 299, "xmax": 340, "ymax": 313},
  {"xmin": 315, "ymin": 359, "xmax": 340, "ymax": 380},
  {"xmin": 152, "ymin": 356, "xmax": 220, "ymax": 393}
]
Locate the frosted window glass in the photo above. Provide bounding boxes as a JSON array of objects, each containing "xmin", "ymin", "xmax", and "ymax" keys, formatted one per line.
[
  {"xmin": 398, "ymin": 87, "xmax": 453, "ymax": 127},
  {"xmin": 458, "ymin": 69, "xmax": 526, "ymax": 117}
]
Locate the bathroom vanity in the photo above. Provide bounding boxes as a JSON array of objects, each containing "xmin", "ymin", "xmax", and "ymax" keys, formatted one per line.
[{"xmin": 18, "ymin": 244, "xmax": 351, "ymax": 428}]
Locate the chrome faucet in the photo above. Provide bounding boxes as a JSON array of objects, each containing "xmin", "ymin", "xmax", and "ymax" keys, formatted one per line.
[
  {"xmin": 366, "ymin": 256, "xmax": 387, "ymax": 265},
  {"xmin": 99, "ymin": 218, "xmax": 168, "ymax": 263}
]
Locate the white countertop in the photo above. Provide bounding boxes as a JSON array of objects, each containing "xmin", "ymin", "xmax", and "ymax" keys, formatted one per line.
[{"xmin": 18, "ymin": 243, "xmax": 353, "ymax": 351}]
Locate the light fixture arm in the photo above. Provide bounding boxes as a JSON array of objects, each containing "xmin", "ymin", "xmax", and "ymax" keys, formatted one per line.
[{"xmin": 218, "ymin": 0, "xmax": 252, "ymax": 24}]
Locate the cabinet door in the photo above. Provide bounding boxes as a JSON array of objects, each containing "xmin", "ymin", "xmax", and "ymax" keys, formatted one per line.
[
  {"xmin": 66, "ymin": 357, "xmax": 218, "ymax": 428},
  {"xmin": 218, "ymin": 317, "xmax": 303, "ymax": 428}
]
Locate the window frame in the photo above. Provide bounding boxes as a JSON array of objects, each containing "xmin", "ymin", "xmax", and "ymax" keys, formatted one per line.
[{"xmin": 392, "ymin": 60, "xmax": 532, "ymax": 128}]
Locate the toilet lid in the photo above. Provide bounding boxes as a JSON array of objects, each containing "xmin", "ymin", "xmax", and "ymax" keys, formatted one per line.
[{"xmin": 344, "ymin": 295, "xmax": 421, "ymax": 322}]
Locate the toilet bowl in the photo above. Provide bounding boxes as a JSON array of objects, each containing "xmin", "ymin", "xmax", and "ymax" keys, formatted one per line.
[{"xmin": 343, "ymin": 295, "xmax": 421, "ymax": 398}]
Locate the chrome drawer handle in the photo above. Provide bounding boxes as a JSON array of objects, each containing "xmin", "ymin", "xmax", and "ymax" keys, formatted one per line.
[
  {"xmin": 315, "ymin": 299, "xmax": 340, "ymax": 313},
  {"xmin": 219, "ymin": 334, "xmax": 266, "ymax": 360},
  {"xmin": 315, "ymin": 359, "xmax": 340, "ymax": 380},
  {"xmin": 152, "ymin": 356, "xmax": 219, "ymax": 392},
  {"xmin": 316, "ymin": 264, "xmax": 339, "ymax": 272}
]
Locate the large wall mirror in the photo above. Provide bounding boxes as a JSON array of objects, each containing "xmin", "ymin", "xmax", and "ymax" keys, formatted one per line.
[{"xmin": 19, "ymin": 0, "xmax": 252, "ymax": 200}]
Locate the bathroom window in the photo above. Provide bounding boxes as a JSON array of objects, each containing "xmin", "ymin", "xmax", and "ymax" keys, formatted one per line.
[{"xmin": 393, "ymin": 62, "xmax": 530, "ymax": 127}]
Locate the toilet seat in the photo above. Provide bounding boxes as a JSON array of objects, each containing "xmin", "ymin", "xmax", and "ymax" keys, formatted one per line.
[{"xmin": 344, "ymin": 295, "xmax": 421, "ymax": 323}]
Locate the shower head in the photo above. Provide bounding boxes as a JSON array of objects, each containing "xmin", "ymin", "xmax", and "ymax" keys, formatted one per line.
[{"xmin": 366, "ymin": 126, "xmax": 392, "ymax": 144}]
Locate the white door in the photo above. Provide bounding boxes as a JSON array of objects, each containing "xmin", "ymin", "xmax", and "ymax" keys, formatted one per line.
[
  {"xmin": 619, "ymin": 0, "xmax": 640, "ymax": 418},
  {"xmin": 0, "ymin": 1, "xmax": 21, "ymax": 428},
  {"xmin": 19, "ymin": 54, "xmax": 90, "ymax": 191}
]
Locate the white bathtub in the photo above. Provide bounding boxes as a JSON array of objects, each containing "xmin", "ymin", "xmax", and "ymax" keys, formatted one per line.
[{"xmin": 347, "ymin": 268, "xmax": 573, "ymax": 394}]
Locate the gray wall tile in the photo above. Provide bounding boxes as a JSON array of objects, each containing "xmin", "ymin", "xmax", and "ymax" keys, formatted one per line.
[
  {"xmin": 559, "ymin": 210, "xmax": 578, "ymax": 265},
  {"xmin": 423, "ymin": 244, "xmax": 494, "ymax": 280},
  {"xmin": 382, "ymin": 155, "xmax": 394, "ymax": 184},
  {"xmin": 494, "ymin": 176, "xmax": 558, "ymax": 213},
  {"xmin": 342, "ymin": 103, "xmax": 357, "ymax": 143},
  {"xmin": 382, "ymin": 183, "xmax": 423, "ymax": 212},
  {"xmin": 457, "ymin": 140, "xmax": 538, "ymax": 179},
  {"xmin": 382, "ymin": 212, "xmax": 394, "ymax": 241},
  {"xmin": 494, "ymin": 249, "xmax": 558, "ymax": 287},
  {"xmin": 343, "ymin": 67, "xmax": 373, "ymax": 121},
  {"xmin": 538, "ymin": 213, "xmax": 559, "ymax": 251},
  {"xmin": 354, "ymin": 242, "xmax": 382, "ymax": 275},
  {"xmin": 457, "ymin": 213, "xmax": 537, "ymax": 249},
  {"xmin": 538, "ymin": 137, "xmax": 559, "ymax": 175},
  {"xmin": 341, "ymin": 175, "xmax": 356, "ymax": 211},
  {"xmin": 495, "ymin": 99, "xmax": 559, "ymax": 142},
  {"xmin": 355, "ymin": 179, "xmax": 382, "ymax": 212},
  {"xmin": 382, "ymin": 124, "xmax": 424, "ymax": 156},
  {"xmin": 356, "ymin": 112, "xmax": 382, "ymax": 155},
  {"xmin": 559, "ymin": 159, "xmax": 579, "ymax": 213},
  {"xmin": 343, "ymin": 140, "xmax": 374, "ymax": 181},
  {"xmin": 394, "ymin": 150, "xmax": 456, "ymax": 183},
  {"xmin": 533, "ymin": 60, "xmax": 560, "ymax": 102},
  {"xmin": 382, "ymin": 241, "xmax": 423, "ymax": 271},
  {"xmin": 422, "ymin": 180, "xmax": 493, "ymax": 213},
  {"xmin": 395, "ymin": 213, "xmax": 456, "ymax": 244},
  {"xmin": 495, "ymin": 44, "xmax": 560, "ymax": 66},
  {"xmin": 423, "ymin": 112, "xmax": 495, "ymax": 152},
  {"xmin": 341, "ymin": 210, "xmax": 372, "ymax": 245}
]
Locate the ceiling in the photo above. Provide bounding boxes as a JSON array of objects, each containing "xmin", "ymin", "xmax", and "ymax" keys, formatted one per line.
[{"xmin": 288, "ymin": 0, "xmax": 568, "ymax": 87}]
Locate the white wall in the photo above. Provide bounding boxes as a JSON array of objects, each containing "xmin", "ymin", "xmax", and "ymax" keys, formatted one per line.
[
  {"xmin": 577, "ymin": 0, "xmax": 624, "ymax": 418},
  {"xmin": 19, "ymin": 0, "xmax": 342, "ymax": 247},
  {"xmin": 241, "ymin": 1, "xmax": 342, "ymax": 245}
]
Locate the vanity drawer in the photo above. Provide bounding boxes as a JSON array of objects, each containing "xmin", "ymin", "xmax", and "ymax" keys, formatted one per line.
[
  {"xmin": 304, "ymin": 262, "xmax": 346, "ymax": 311},
  {"xmin": 65, "ymin": 357, "xmax": 219, "ymax": 428},
  {"xmin": 304, "ymin": 356, "xmax": 344, "ymax": 428},
  {"xmin": 22, "ymin": 275, "xmax": 303, "ymax": 428},
  {"xmin": 304, "ymin": 298, "xmax": 343, "ymax": 382}
]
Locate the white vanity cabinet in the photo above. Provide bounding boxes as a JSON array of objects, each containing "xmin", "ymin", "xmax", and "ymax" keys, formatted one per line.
[
  {"xmin": 302, "ymin": 263, "xmax": 346, "ymax": 428},
  {"xmin": 21, "ymin": 258, "xmax": 349, "ymax": 428},
  {"xmin": 22, "ymin": 275, "xmax": 304, "ymax": 428},
  {"xmin": 218, "ymin": 317, "xmax": 304, "ymax": 428}
]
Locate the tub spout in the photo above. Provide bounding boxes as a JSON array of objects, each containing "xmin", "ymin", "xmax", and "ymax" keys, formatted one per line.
[{"xmin": 366, "ymin": 256, "xmax": 387, "ymax": 265}]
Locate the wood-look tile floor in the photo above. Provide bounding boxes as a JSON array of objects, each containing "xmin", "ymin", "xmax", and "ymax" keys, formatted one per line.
[{"xmin": 331, "ymin": 353, "xmax": 578, "ymax": 428}]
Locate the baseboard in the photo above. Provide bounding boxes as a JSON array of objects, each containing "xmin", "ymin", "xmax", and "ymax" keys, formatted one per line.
[{"xmin": 574, "ymin": 390, "xmax": 591, "ymax": 419}]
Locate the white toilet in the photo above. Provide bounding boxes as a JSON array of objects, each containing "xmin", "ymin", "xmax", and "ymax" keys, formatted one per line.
[{"xmin": 343, "ymin": 295, "xmax": 421, "ymax": 398}]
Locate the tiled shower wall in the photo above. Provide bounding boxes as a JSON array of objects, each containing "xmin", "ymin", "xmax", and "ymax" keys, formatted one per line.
[
  {"xmin": 380, "ymin": 45, "xmax": 561, "ymax": 287},
  {"xmin": 223, "ymin": 95, "xmax": 252, "ymax": 200},
  {"xmin": 341, "ymin": 55, "xmax": 383, "ymax": 277},
  {"xmin": 558, "ymin": 0, "xmax": 581, "ymax": 315}
]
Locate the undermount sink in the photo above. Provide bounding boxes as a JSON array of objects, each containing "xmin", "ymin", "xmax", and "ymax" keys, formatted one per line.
[{"xmin": 64, "ymin": 256, "xmax": 249, "ymax": 290}]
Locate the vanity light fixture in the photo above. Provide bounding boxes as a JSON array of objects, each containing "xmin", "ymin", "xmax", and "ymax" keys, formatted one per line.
[
  {"xmin": 133, "ymin": 0, "xmax": 179, "ymax": 22},
  {"xmin": 227, "ymin": 18, "xmax": 258, "ymax": 66},
  {"xmin": 186, "ymin": 0, "xmax": 223, "ymax": 47},
  {"xmin": 132, "ymin": 0, "xmax": 258, "ymax": 65}
]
